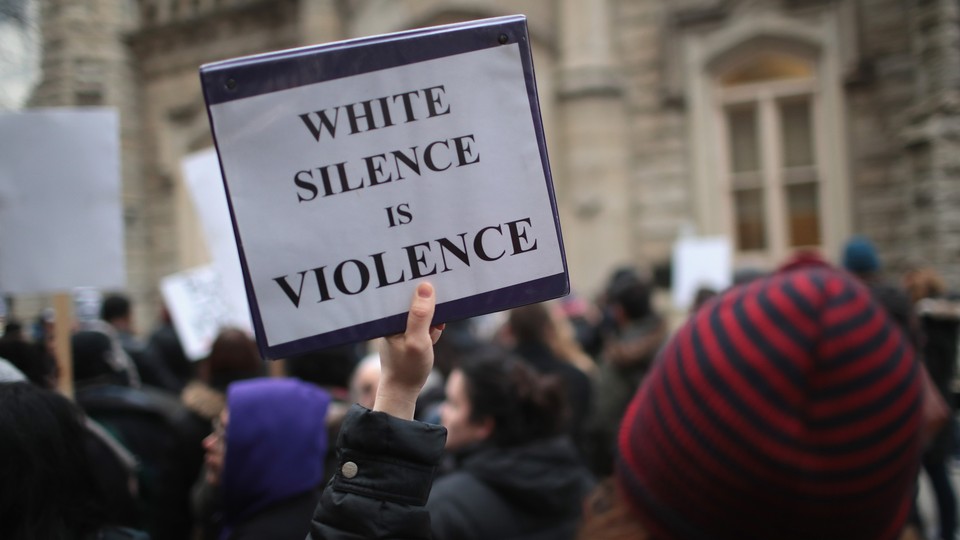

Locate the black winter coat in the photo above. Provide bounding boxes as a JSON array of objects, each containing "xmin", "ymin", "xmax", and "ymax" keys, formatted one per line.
[
  {"xmin": 309, "ymin": 405, "xmax": 447, "ymax": 539},
  {"xmin": 427, "ymin": 438, "xmax": 594, "ymax": 540}
]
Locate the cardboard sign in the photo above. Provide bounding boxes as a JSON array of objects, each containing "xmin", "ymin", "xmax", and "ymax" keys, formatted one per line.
[
  {"xmin": 671, "ymin": 236, "xmax": 732, "ymax": 310},
  {"xmin": 181, "ymin": 148, "xmax": 253, "ymax": 333},
  {"xmin": 0, "ymin": 108, "xmax": 125, "ymax": 294},
  {"xmin": 160, "ymin": 265, "xmax": 245, "ymax": 361},
  {"xmin": 201, "ymin": 15, "xmax": 567, "ymax": 357}
]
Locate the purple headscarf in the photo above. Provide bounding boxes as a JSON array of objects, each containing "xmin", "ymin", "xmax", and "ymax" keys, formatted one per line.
[{"xmin": 221, "ymin": 378, "xmax": 331, "ymax": 532}]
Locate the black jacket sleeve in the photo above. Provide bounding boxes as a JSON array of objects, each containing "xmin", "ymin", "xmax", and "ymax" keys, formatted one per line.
[{"xmin": 309, "ymin": 404, "xmax": 447, "ymax": 539}]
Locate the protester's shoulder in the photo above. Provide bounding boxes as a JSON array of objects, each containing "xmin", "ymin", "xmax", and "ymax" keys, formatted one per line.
[{"xmin": 428, "ymin": 472, "xmax": 494, "ymax": 540}]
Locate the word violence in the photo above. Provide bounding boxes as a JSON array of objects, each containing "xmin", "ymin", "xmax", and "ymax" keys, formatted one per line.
[{"xmin": 272, "ymin": 218, "xmax": 538, "ymax": 307}]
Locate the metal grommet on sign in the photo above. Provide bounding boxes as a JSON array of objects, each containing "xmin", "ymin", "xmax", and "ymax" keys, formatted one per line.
[
  {"xmin": 341, "ymin": 461, "xmax": 358, "ymax": 479},
  {"xmin": 498, "ymin": 33, "xmax": 509, "ymax": 45}
]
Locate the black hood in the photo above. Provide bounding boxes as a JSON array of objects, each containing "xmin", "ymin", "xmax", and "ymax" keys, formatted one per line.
[{"xmin": 460, "ymin": 437, "xmax": 592, "ymax": 517}]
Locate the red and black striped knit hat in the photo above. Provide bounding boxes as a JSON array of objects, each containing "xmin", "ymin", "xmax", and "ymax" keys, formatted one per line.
[{"xmin": 617, "ymin": 265, "xmax": 923, "ymax": 540}]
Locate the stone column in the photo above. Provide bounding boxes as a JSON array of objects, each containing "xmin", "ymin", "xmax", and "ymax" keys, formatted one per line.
[
  {"xmin": 556, "ymin": 0, "xmax": 633, "ymax": 295},
  {"xmin": 903, "ymin": 0, "xmax": 960, "ymax": 287}
]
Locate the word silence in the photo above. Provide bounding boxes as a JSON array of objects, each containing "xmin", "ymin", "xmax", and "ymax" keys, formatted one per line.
[{"xmin": 293, "ymin": 85, "xmax": 480, "ymax": 201}]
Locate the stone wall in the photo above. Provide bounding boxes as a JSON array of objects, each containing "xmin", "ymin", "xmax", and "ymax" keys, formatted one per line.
[{"xmin": 19, "ymin": 0, "xmax": 960, "ymax": 329}]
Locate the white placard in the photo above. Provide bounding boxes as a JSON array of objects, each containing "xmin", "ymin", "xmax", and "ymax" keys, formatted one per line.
[
  {"xmin": 0, "ymin": 108, "xmax": 125, "ymax": 293},
  {"xmin": 181, "ymin": 149, "xmax": 253, "ymax": 333},
  {"xmin": 206, "ymin": 37, "xmax": 565, "ymax": 350},
  {"xmin": 161, "ymin": 265, "xmax": 246, "ymax": 361},
  {"xmin": 672, "ymin": 236, "xmax": 732, "ymax": 310}
]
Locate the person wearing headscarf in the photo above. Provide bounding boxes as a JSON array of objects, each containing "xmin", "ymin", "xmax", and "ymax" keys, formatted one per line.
[{"xmin": 201, "ymin": 378, "xmax": 330, "ymax": 539}]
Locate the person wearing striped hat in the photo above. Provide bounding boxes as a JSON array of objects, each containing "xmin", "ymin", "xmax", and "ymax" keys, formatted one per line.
[{"xmin": 595, "ymin": 262, "xmax": 926, "ymax": 539}]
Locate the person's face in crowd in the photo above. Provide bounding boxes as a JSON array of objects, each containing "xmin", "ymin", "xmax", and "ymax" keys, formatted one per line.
[
  {"xmin": 202, "ymin": 409, "xmax": 229, "ymax": 485},
  {"xmin": 351, "ymin": 361, "xmax": 380, "ymax": 410},
  {"xmin": 440, "ymin": 369, "xmax": 492, "ymax": 451}
]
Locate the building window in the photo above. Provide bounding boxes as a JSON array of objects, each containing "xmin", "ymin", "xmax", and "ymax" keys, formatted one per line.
[{"xmin": 717, "ymin": 51, "xmax": 822, "ymax": 258}]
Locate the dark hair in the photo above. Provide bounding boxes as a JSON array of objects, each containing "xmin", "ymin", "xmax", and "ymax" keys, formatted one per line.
[
  {"xmin": 611, "ymin": 280, "xmax": 653, "ymax": 321},
  {"xmin": 507, "ymin": 303, "xmax": 552, "ymax": 344},
  {"xmin": 0, "ymin": 341, "xmax": 56, "ymax": 388},
  {"xmin": 201, "ymin": 328, "xmax": 264, "ymax": 391},
  {"xmin": 458, "ymin": 349, "xmax": 567, "ymax": 447},
  {"xmin": 3, "ymin": 319, "xmax": 23, "ymax": 337},
  {"xmin": 0, "ymin": 382, "xmax": 107, "ymax": 539},
  {"xmin": 286, "ymin": 344, "xmax": 360, "ymax": 389},
  {"xmin": 100, "ymin": 294, "xmax": 132, "ymax": 323},
  {"xmin": 72, "ymin": 330, "xmax": 124, "ymax": 384}
]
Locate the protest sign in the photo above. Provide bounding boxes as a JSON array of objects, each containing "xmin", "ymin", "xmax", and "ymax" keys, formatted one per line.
[
  {"xmin": 161, "ymin": 265, "xmax": 245, "ymax": 361},
  {"xmin": 201, "ymin": 15, "xmax": 567, "ymax": 357},
  {"xmin": 0, "ymin": 108, "xmax": 125, "ymax": 294},
  {"xmin": 671, "ymin": 236, "xmax": 732, "ymax": 310},
  {"xmin": 181, "ymin": 149, "xmax": 253, "ymax": 333}
]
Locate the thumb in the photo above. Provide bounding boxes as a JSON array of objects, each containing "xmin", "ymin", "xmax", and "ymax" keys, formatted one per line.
[{"xmin": 405, "ymin": 282, "xmax": 436, "ymax": 340}]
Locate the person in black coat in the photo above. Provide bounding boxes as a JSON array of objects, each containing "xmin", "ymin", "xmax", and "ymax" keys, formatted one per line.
[{"xmin": 427, "ymin": 350, "xmax": 594, "ymax": 539}]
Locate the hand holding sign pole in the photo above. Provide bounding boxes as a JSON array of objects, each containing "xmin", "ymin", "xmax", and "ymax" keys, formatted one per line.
[{"xmin": 201, "ymin": 16, "xmax": 567, "ymax": 358}]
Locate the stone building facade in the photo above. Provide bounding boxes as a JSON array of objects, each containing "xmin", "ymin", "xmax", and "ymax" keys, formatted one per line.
[{"xmin": 23, "ymin": 0, "xmax": 960, "ymax": 328}]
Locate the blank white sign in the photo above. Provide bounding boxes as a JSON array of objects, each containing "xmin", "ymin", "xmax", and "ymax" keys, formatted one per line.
[
  {"xmin": 672, "ymin": 236, "xmax": 732, "ymax": 310},
  {"xmin": 0, "ymin": 108, "xmax": 125, "ymax": 294}
]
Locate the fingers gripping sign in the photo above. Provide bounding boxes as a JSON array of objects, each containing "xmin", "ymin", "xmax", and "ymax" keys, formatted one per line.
[{"xmin": 374, "ymin": 282, "xmax": 446, "ymax": 420}]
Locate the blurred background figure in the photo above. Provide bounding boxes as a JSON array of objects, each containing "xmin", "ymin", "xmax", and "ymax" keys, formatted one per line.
[
  {"xmin": 98, "ymin": 293, "xmax": 185, "ymax": 392},
  {"xmin": 350, "ymin": 352, "xmax": 381, "ymax": 410},
  {"xmin": 428, "ymin": 350, "xmax": 593, "ymax": 540},
  {"xmin": 507, "ymin": 302, "xmax": 593, "ymax": 456},
  {"xmin": 182, "ymin": 327, "xmax": 266, "ymax": 538},
  {"xmin": 0, "ymin": 327, "xmax": 57, "ymax": 389},
  {"xmin": 842, "ymin": 236, "xmax": 919, "ymax": 344},
  {"xmin": 0, "ymin": 382, "xmax": 148, "ymax": 540},
  {"xmin": 690, "ymin": 286, "xmax": 718, "ymax": 313},
  {"xmin": 72, "ymin": 329, "xmax": 196, "ymax": 540},
  {"xmin": 587, "ymin": 269, "xmax": 667, "ymax": 476},
  {"xmin": 145, "ymin": 305, "xmax": 193, "ymax": 393},
  {"xmin": 182, "ymin": 326, "xmax": 264, "ymax": 430},
  {"xmin": 1, "ymin": 319, "xmax": 24, "ymax": 342},
  {"xmin": 903, "ymin": 267, "xmax": 960, "ymax": 540},
  {"xmin": 199, "ymin": 378, "xmax": 330, "ymax": 540},
  {"xmin": 558, "ymin": 293, "xmax": 605, "ymax": 361}
]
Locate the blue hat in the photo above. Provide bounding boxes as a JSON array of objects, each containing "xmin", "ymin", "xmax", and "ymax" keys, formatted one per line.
[{"xmin": 842, "ymin": 236, "xmax": 880, "ymax": 274}]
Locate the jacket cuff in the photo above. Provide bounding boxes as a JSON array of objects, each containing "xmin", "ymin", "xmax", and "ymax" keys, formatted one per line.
[{"xmin": 331, "ymin": 404, "xmax": 447, "ymax": 506}]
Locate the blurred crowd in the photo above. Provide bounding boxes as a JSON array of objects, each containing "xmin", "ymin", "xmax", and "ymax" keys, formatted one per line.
[{"xmin": 1, "ymin": 234, "xmax": 958, "ymax": 540}]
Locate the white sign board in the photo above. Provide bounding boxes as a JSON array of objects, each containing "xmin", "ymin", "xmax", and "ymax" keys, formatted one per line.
[
  {"xmin": 181, "ymin": 149, "xmax": 253, "ymax": 333},
  {"xmin": 201, "ymin": 16, "xmax": 567, "ymax": 357},
  {"xmin": 161, "ymin": 265, "xmax": 246, "ymax": 361},
  {"xmin": 0, "ymin": 108, "xmax": 125, "ymax": 294},
  {"xmin": 671, "ymin": 236, "xmax": 732, "ymax": 310}
]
